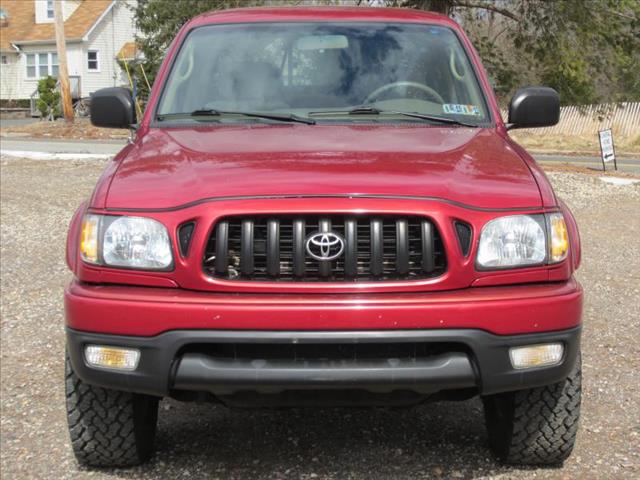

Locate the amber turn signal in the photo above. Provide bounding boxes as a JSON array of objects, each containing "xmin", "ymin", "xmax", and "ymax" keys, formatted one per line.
[
  {"xmin": 80, "ymin": 214, "xmax": 100, "ymax": 264},
  {"xmin": 548, "ymin": 213, "xmax": 569, "ymax": 263}
]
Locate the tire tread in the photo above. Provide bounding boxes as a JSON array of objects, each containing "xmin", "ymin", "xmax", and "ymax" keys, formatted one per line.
[
  {"xmin": 484, "ymin": 357, "xmax": 581, "ymax": 465},
  {"xmin": 65, "ymin": 354, "xmax": 157, "ymax": 467}
]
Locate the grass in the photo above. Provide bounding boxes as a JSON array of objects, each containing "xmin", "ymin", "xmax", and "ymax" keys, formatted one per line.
[
  {"xmin": 1, "ymin": 118, "xmax": 128, "ymax": 140},
  {"xmin": 510, "ymin": 131, "xmax": 640, "ymax": 156}
]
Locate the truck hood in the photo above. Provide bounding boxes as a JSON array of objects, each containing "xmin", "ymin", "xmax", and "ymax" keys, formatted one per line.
[{"xmin": 105, "ymin": 125, "xmax": 541, "ymax": 210}]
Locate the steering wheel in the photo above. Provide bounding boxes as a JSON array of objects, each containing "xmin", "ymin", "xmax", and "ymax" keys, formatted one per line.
[{"xmin": 364, "ymin": 81, "xmax": 445, "ymax": 105}]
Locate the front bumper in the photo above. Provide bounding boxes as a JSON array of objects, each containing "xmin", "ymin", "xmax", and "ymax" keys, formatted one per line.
[
  {"xmin": 65, "ymin": 278, "xmax": 582, "ymax": 399},
  {"xmin": 67, "ymin": 326, "xmax": 581, "ymax": 398},
  {"xmin": 65, "ymin": 278, "xmax": 582, "ymax": 336}
]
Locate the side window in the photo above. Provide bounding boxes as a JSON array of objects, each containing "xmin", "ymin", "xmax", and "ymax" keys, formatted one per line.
[
  {"xmin": 87, "ymin": 51, "xmax": 99, "ymax": 71},
  {"xmin": 46, "ymin": 0, "xmax": 54, "ymax": 19}
]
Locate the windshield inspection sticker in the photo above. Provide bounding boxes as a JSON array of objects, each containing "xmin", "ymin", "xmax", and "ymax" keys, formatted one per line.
[{"xmin": 443, "ymin": 104, "xmax": 481, "ymax": 116}]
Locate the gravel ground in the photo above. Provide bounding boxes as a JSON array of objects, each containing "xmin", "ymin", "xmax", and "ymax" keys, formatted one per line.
[{"xmin": 1, "ymin": 158, "xmax": 639, "ymax": 479}]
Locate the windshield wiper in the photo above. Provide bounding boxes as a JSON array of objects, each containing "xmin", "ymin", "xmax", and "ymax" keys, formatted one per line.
[
  {"xmin": 157, "ymin": 108, "xmax": 315, "ymax": 125},
  {"xmin": 385, "ymin": 110, "xmax": 478, "ymax": 127},
  {"xmin": 309, "ymin": 106, "xmax": 478, "ymax": 127}
]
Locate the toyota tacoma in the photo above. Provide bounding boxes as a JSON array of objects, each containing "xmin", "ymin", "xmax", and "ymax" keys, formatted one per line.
[{"xmin": 65, "ymin": 6, "xmax": 582, "ymax": 468}]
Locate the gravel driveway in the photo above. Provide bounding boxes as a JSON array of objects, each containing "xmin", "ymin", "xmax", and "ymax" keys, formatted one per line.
[{"xmin": 1, "ymin": 157, "xmax": 639, "ymax": 479}]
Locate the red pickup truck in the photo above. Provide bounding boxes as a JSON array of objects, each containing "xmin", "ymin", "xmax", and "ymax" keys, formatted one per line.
[{"xmin": 65, "ymin": 6, "xmax": 582, "ymax": 468}]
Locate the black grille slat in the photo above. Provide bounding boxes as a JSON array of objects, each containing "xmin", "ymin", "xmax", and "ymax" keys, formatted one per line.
[
  {"xmin": 204, "ymin": 215, "xmax": 446, "ymax": 282},
  {"xmin": 267, "ymin": 219, "xmax": 280, "ymax": 277},
  {"xmin": 214, "ymin": 221, "xmax": 228, "ymax": 274},
  {"xmin": 240, "ymin": 220, "xmax": 254, "ymax": 276},
  {"xmin": 370, "ymin": 218, "xmax": 383, "ymax": 277},
  {"xmin": 344, "ymin": 218, "xmax": 358, "ymax": 278},
  {"xmin": 396, "ymin": 219, "xmax": 409, "ymax": 275},
  {"xmin": 293, "ymin": 219, "xmax": 306, "ymax": 278},
  {"xmin": 421, "ymin": 220, "xmax": 435, "ymax": 273}
]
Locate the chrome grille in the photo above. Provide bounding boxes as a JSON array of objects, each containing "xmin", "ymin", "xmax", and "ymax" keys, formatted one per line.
[{"xmin": 203, "ymin": 215, "xmax": 446, "ymax": 282}]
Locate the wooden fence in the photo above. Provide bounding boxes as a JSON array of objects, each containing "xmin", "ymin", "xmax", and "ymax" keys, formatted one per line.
[{"xmin": 501, "ymin": 102, "xmax": 640, "ymax": 137}]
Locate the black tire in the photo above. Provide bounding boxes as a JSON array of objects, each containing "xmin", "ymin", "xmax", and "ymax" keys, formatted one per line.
[
  {"xmin": 65, "ymin": 353, "xmax": 159, "ymax": 467},
  {"xmin": 483, "ymin": 355, "xmax": 581, "ymax": 465}
]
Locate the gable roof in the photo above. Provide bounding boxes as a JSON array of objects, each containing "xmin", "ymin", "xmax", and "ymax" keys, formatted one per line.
[
  {"xmin": 0, "ymin": 0, "xmax": 113, "ymax": 52},
  {"xmin": 117, "ymin": 41, "xmax": 137, "ymax": 61}
]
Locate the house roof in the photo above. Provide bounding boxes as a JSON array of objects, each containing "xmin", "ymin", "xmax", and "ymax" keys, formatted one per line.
[
  {"xmin": 117, "ymin": 41, "xmax": 137, "ymax": 61},
  {"xmin": 0, "ymin": 0, "xmax": 113, "ymax": 52}
]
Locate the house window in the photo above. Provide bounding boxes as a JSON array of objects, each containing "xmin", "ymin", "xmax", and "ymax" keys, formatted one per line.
[
  {"xmin": 87, "ymin": 50, "xmax": 99, "ymax": 71},
  {"xmin": 1, "ymin": 55, "xmax": 7, "ymax": 65},
  {"xmin": 51, "ymin": 53, "xmax": 59, "ymax": 77},
  {"xmin": 26, "ymin": 54, "xmax": 36, "ymax": 78},
  {"xmin": 38, "ymin": 53, "xmax": 49, "ymax": 77},
  {"xmin": 47, "ymin": 0, "xmax": 54, "ymax": 19},
  {"xmin": 25, "ymin": 52, "xmax": 58, "ymax": 79}
]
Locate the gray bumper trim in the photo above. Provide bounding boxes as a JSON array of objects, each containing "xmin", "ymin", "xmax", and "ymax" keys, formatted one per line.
[{"xmin": 66, "ymin": 327, "xmax": 581, "ymax": 397}]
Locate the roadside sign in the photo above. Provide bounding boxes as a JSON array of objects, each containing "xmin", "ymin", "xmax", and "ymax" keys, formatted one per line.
[{"xmin": 598, "ymin": 129, "xmax": 617, "ymax": 171}]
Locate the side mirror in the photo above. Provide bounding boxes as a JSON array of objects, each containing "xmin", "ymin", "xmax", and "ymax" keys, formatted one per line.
[
  {"xmin": 507, "ymin": 86, "xmax": 560, "ymax": 129},
  {"xmin": 90, "ymin": 87, "xmax": 136, "ymax": 129}
]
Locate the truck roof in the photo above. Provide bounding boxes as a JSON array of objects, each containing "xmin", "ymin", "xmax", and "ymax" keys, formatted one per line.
[{"xmin": 187, "ymin": 6, "xmax": 458, "ymax": 29}]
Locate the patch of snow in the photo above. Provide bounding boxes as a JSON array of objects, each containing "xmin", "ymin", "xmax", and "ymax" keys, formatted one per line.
[
  {"xmin": 0, "ymin": 150, "xmax": 112, "ymax": 160},
  {"xmin": 599, "ymin": 176, "xmax": 640, "ymax": 186}
]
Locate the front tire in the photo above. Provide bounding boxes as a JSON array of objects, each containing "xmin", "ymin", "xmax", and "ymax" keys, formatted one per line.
[
  {"xmin": 483, "ymin": 355, "xmax": 581, "ymax": 465},
  {"xmin": 65, "ymin": 353, "xmax": 159, "ymax": 467}
]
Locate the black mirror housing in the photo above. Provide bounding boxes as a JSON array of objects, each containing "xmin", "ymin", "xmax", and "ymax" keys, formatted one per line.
[
  {"xmin": 90, "ymin": 87, "xmax": 136, "ymax": 129},
  {"xmin": 508, "ymin": 87, "xmax": 560, "ymax": 129}
]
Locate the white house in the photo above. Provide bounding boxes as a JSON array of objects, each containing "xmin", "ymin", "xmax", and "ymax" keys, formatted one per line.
[{"xmin": 0, "ymin": 0, "xmax": 137, "ymax": 102}]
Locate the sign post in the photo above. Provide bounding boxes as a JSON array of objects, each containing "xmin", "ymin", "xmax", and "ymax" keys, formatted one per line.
[{"xmin": 598, "ymin": 129, "xmax": 617, "ymax": 171}]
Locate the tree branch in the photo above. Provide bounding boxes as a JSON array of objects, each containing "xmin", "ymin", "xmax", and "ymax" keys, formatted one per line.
[
  {"xmin": 452, "ymin": 1, "xmax": 521, "ymax": 22},
  {"xmin": 491, "ymin": 24, "xmax": 511, "ymax": 42}
]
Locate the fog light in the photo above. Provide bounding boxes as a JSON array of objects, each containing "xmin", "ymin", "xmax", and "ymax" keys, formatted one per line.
[
  {"xmin": 85, "ymin": 345, "xmax": 140, "ymax": 371},
  {"xmin": 509, "ymin": 343, "xmax": 563, "ymax": 369}
]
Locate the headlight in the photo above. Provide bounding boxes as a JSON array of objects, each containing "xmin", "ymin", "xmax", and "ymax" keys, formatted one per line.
[
  {"xmin": 477, "ymin": 213, "xmax": 569, "ymax": 269},
  {"xmin": 80, "ymin": 215, "xmax": 173, "ymax": 270},
  {"xmin": 477, "ymin": 215, "xmax": 546, "ymax": 268}
]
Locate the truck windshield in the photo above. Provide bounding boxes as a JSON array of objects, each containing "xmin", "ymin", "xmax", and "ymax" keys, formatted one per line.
[{"xmin": 157, "ymin": 22, "xmax": 490, "ymax": 126}]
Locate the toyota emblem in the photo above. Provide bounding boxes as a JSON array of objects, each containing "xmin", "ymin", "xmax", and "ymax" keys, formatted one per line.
[{"xmin": 306, "ymin": 232, "xmax": 345, "ymax": 261}]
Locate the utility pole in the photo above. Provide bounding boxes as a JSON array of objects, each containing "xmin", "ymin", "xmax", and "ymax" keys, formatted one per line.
[{"xmin": 54, "ymin": 0, "xmax": 74, "ymax": 121}]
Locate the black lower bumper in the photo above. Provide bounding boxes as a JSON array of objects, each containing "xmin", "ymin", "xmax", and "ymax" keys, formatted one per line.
[
  {"xmin": 66, "ymin": 327, "xmax": 581, "ymax": 399},
  {"xmin": 173, "ymin": 351, "xmax": 477, "ymax": 395}
]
